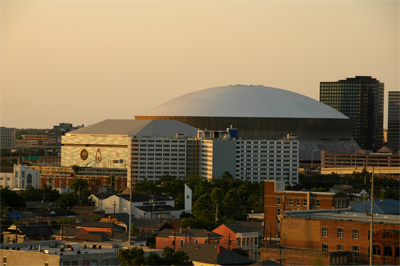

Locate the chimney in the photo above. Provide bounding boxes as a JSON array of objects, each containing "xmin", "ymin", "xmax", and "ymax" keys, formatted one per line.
[{"xmin": 218, "ymin": 246, "xmax": 222, "ymax": 254}]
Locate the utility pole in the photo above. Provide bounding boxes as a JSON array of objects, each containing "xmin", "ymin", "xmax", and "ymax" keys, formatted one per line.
[
  {"xmin": 215, "ymin": 204, "xmax": 218, "ymax": 224},
  {"xmin": 113, "ymin": 201, "xmax": 117, "ymax": 214},
  {"xmin": 173, "ymin": 229, "xmax": 177, "ymax": 250},
  {"xmin": 228, "ymin": 233, "xmax": 231, "ymax": 250},
  {"xmin": 370, "ymin": 168, "xmax": 374, "ymax": 265}
]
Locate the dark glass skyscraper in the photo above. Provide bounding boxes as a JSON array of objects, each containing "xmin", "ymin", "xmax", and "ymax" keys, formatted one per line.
[
  {"xmin": 320, "ymin": 76, "xmax": 384, "ymax": 151},
  {"xmin": 387, "ymin": 91, "xmax": 400, "ymax": 152}
]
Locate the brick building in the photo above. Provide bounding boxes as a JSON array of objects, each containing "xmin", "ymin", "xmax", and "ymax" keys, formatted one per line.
[
  {"xmin": 156, "ymin": 228, "xmax": 223, "ymax": 250},
  {"xmin": 264, "ymin": 181, "xmax": 350, "ymax": 240},
  {"xmin": 275, "ymin": 209, "xmax": 400, "ymax": 265},
  {"xmin": 212, "ymin": 223, "xmax": 259, "ymax": 261}
]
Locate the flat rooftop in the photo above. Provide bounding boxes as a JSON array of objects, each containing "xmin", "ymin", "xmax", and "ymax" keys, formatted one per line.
[{"xmin": 283, "ymin": 208, "xmax": 400, "ymax": 225}]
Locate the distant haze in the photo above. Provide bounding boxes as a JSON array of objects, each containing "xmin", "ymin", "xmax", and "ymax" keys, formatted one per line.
[{"xmin": 1, "ymin": 1, "xmax": 398, "ymax": 129}]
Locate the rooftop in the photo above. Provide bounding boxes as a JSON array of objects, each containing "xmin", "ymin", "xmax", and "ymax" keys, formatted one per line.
[
  {"xmin": 67, "ymin": 119, "xmax": 197, "ymax": 137},
  {"xmin": 141, "ymin": 85, "xmax": 349, "ymax": 119},
  {"xmin": 283, "ymin": 208, "xmax": 400, "ymax": 225}
]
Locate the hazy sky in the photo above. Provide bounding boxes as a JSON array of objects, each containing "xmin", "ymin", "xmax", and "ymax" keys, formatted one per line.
[{"xmin": 1, "ymin": 0, "xmax": 399, "ymax": 129}]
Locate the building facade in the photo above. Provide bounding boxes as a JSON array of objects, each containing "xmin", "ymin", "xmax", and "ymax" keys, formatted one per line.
[
  {"xmin": 0, "ymin": 127, "xmax": 16, "ymax": 149},
  {"xmin": 48, "ymin": 123, "xmax": 83, "ymax": 144},
  {"xmin": 264, "ymin": 181, "xmax": 350, "ymax": 241},
  {"xmin": 0, "ymin": 164, "xmax": 41, "ymax": 189},
  {"xmin": 278, "ymin": 209, "xmax": 400, "ymax": 265},
  {"xmin": 320, "ymin": 76, "xmax": 384, "ymax": 151},
  {"xmin": 387, "ymin": 91, "xmax": 400, "ymax": 152}
]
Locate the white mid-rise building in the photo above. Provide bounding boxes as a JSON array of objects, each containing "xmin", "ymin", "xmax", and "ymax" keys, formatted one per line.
[{"xmin": 198, "ymin": 129, "xmax": 299, "ymax": 184}]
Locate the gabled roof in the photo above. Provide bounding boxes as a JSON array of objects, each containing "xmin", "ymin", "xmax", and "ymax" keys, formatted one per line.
[
  {"xmin": 343, "ymin": 188, "xmax": 367, "ymax": 194},
  {"xmin": 350, "ymin": 199, "xmax": 400, "ymax": 214},
  {"xmin": 91, "ymin": 193, "xmax": 114, "ymax": 200},
  {"xmin": 68, "ymin": 119, "xmax": 197, "ymax": 137},
  {"xmin": 116, "ymin": 193, "xmax": 173, "ymax": 202},
  {"xmin": 9, "ymin": 222, "xmax": 56, "ymax": 236},
  {"xmin": 158, "ymin": 229, "xmax": 223, "ymax": 239},
  {"xmin": 71, "ymin": 206, "xmax": 99, "ymax": 212},
  {"xmin": 53, "ymin": 227, "xmax": 84, "ymax": 237},
  {"xmin": 223, "ymin": 223, "xmax": 258, "ymax": 234},
  {"xmin": 179, "ymin": 243, "xmax": 255, "ymax": 265},
  {"xmin": 134, "ymin": 205, "xmax": 178, "ymax": 212},
  {"xmin": 80, "ymin": 221, "xmax": 125, "ymax": 230}
]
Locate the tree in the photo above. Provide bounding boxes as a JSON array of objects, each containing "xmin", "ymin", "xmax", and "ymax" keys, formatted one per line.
[
  {"xmin": 106, "ymin": 174, "xmax": 116, "ymax": 187},
  {"xmin": 180, "ymin": 217, "xmax": 217, "ymax": 230},
  {"xmin": 57, "ymin": 193, "xmax": 79, "ymax": 208},
  {"xmin": 118, "ymin": 247, "xmax": 146, "ymax": 266},
  {"xmin": 146, "ymin": 232, "xmax": 157, "ymax": 248},
  {"xmin": 69, "ymin": 179, "xmax": 89, "ymax": 194},
  {"xmin": 92, "ymin": 213, "xmax": 101, "ymax": 222},
  {"xmin": 193, "ymin": 180, "xmax": 213, "ymax": 200},
  {"xmin": 232, "ymin": 248, "xmax": 249, "ymax": 258},
  {"xmin": 210, "ymin": 187, "xmax": 225, "ymax": 206},
  {"xmin": 192, "ymin": 194, "xmax": 214, "ymax": 220},
  {"xmin": 161, "ymin": 246, "xmax": 193, "ymax": 265},
  {"xmin": 0, "ymin": 188, "xmax": 26, "ymax": 208}
]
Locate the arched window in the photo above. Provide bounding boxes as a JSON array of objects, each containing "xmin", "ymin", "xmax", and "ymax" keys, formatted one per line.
[
  {"xmin": 27, "ymin": 174, "xmax": 32, "ymax": 186},
  {"xmin": 373, "ymin": 245, "xmax": 380, "ymax": 255},
  {"xmin": 384, "ymin": 246, "xmax": 392, "ymax": 256}
]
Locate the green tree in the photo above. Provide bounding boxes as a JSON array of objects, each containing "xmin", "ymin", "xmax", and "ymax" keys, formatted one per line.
[
  {"xmin": 210, "ymin": 187, "xmax": 225, "ymax": 206},
  {"xmin": 232, "ymin": 248, "xmax": 249, "ymax": 258},
  {"xmin": 144, "ymin": 253, "xmax": 162, "ymax": 265},
  {"xmin": 161, "ymin": 246, "xmax": 193, "ymax": 265},
  {"xmin": 133, "ymin": 178, "xmax": 160, "ymax": 194},
  {"xmin": 118, "ymin": 247, "xmax": 146, "ymax": 266},
  {"xmin": 192, "ymin": 194, "xmax": 214, "ymax": 220},
  {"xmin": 106, "ymin": 174, "xmax": 116, "ymax": 187},
  {"xmin": 146, "ymin": 232, "xmax": 157, "ymax": 249},
  {"xmin": 57, "ymin": 193, "xmax": 79, "ymax": 208},
  {"xmin": 180, "ymin": 217, "xmax": 217, "ymax": 230},
  {"xmin": 193, "ymin": 180, "xmax": 213, "ymax": 200},
  {"xmin": 0, "ymin": 188, "xmax": 26, "ymax": 208},
  {"xmin": 69, "ymin": 178, "xmax": 89, "ymax": 194},
  {"xmin": 92, "ymin": 213, "xmax": 101, "ymax": 222}
]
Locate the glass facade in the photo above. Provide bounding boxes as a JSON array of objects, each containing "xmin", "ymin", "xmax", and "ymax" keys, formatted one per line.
[
  {"xmin": 320, "ymin": 76, "xmax": 384, "ymax": 151},
  {"xmin": 387, "ymin": 91, "xmax": 400, "ymax": 151}
]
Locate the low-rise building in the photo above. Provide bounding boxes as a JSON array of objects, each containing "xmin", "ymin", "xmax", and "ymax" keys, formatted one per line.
[
  {"xmin": 213, "ymin": 223, "xmax": 260, "ymax": 261},
  {"xmin": 156, "ymin": 228, "xmax": 223, "ymax": 251},
  {"xmin": 264, "ymin": 180, "xmax": 350, "ymax": 240},
  {"xmin": 275, "ymin": 209, "xmax": 400, "ymax": 265},
  {"xmin": 179, "ymin": 243, "xmax": 255, "ymax": 266}
]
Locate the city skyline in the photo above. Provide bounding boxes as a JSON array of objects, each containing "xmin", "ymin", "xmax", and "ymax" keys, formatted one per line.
[{"xmin": 1, "ymin": 1, "xmax": 399, "ymax": 129}]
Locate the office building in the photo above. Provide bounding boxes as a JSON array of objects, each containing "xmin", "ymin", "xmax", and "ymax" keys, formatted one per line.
[
  {"xmin": 136, "ymin": 84, "xmax": 358, "ymax": 162},
  {"xmin": 320, "ymin": 76, "xmax": 384, "ymax": 151},
  {"xmin": 48, "ymin": 123, "xmax": 83, "ymax": 144},
  {"xmin": 0, "ymin": 127, "xmax": 16, "ymax": 149},
  {"xmin": 387, "ymin": 91, "xmax": 400, "ymax": 152}
]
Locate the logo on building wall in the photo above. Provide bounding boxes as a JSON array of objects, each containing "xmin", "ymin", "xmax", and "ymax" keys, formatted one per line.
[
  {"xmin": 115, "ymin": 151, "xmax": 120, "ymax": 158},
  {"xmin": 80, "ymin": 149, "xmax": 89, "ymax": 160}
]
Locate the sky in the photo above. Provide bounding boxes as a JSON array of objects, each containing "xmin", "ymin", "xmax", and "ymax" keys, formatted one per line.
[{"xmin": 1, "ymin": 0, "xmax": 399, "ymax": 129}]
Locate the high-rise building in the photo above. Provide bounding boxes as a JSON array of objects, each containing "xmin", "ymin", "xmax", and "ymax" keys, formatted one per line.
[
  {"xmin": 320, "ymin": 76, "xmax": 384, "ymax": 151},
  {"xmin": 387, "ymin": 91, "xmax": 400, "ymax": 152},
  {"xmin": 0, "ymin": 127, "xmax": 16, "ymax": 148}
]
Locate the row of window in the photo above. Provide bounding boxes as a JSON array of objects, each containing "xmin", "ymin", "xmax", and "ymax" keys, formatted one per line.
[{"xmin": 322, "ymin": 228, "xmax": 359, "ymax": 239}]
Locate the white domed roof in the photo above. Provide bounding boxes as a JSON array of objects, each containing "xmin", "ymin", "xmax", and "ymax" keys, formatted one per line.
[{"xmin": 144, "ymin": 85, "xmax": 348, "ymax": 119}]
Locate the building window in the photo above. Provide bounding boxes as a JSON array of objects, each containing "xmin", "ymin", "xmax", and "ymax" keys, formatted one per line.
[
  {"xmin": 322, "ymin": 227, "xmax": 328, "ymax": 237},
  {"xmin": 352, "ymin": 229, "xmax": 359, "ymax": 239},
  {"xmin": 352, "ymin": 246, "xmax": 359, "ymax": 257},
  {"xmin": 277, "ymin": 220, "xmax": 280, "ymax": 227},
  {"xmin": 3, "ymin": 257, "xmax": 6, "ymax": 264},
  {"xmin": 276, "ymin": 231, "xmax": 280, "ymax": 238},
  {"xmin": 277, "ymin": 209, "xmax": 281, "ymax": 215},
  {"xmin": 288, "ymin": 199, "xmax": 293, "ymax": 206},
  {"xmin": 322, "ymin": 244, "xmax": 328, "ymax": 252},
  {"xmin": 195, "ymin": 240, "xmax": 199, "ymax": 244},
  {"xmin": 373, "ymin": 245, "xmax": 380, "ymax": 255},
  {"xmin": 276, "ymin": 198, "xmax": 281, "ymax": 205},
  {"xmin": 180, "ymin": 240, "xmax": 184, "ymax": 247},
  {"xmin": 384, "ymin": 246, "xmax": 392, "ymax": 256},
  {"xmin": 315, "ymin": 200, "xmax": 320, "ymax": 207},
  {"xmin": 337, "ymin": 245, "xmax": 343, "ymax": 252},
  {"xmin": 337, "ymin": 228, "xmax": 343, "ymax": 238},
  {"xmin": 295, "ymin": 199, "xmax": 300, "ymax": 206},
  {"xmin": 303, "ymin": 199, "xmax": 307, "ymax": 206}
]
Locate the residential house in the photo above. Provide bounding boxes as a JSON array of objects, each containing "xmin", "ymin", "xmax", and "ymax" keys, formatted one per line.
[
  {"xmin": 2, "ymin": 222, "xmax": 59, "ymax": 244},
  {"xmin": 179, "ymin": 243, "xmax": 255, "ymax": 266},
  {"xmin": 213, "ymin": 223, "xmax": 259, "ymax": 261},
  {"xmin": 78, "ymin": 222, "xmax": 125, "ymax": 238},
  {"xmin": 156, "ymin": 228, "xmax": 223, "ymax": 251}
]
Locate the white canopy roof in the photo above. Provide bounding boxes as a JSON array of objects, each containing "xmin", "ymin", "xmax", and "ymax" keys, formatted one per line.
[{"xmin": 143, "ymin": 85, "xmax": 349, "ymax": 119}]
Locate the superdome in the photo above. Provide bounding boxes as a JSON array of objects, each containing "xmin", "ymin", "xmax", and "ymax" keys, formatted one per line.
[
  {"xmin": 144, "ymin": 85, "xmax": 348, "ymax": 119},
  {"xmin": 136, "ymin": 85, "xmax": 359, "ymax": 162}
]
